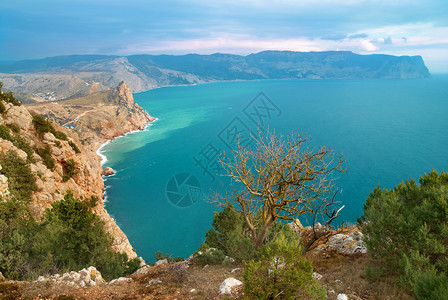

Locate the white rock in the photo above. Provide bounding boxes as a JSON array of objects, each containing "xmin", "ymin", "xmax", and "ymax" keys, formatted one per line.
[
  {"xmin": 147, "ymin": 279, "xmax": 162, "ymax": 286},
  {"xmin": 219, "ymin": 277, "xmax": 243, "ymax": 295},
  {"xmin": 155, "ymin": 259, "xmax": 168, "ymax": 266},
  {"xmin": 315, "ymin": 233, "xmax": 367, "ymax": 255},
  {"xmin": 109, "ymin": 277, "xmax": 132, "ymax": 285},
  {"xmin": 133, "ymin": 265, "xmax": 151, "ymax": 275},
  {"xmin": 78, "ymin": 280, "xmax": 86, "ymax": 288},
  {"xmin": 337, "ymin": 294, "xmax": 348, "ymax": 300},
  {"xmin": 37, "ymin": 276, "xmax": 46, "ymax": 282},
  {"xmin": 15, "ymin": 149, "xmax": 27, "ymax": 160},
  {"xmin": 231, "ymin": 268, "xmax": 241, "ymax": 273},
  {"xmin": 5, "ymin": 105, "xmax": 33, "ymax": 130},
  {"xmin": 224, "ymin": 256, "xmax": 235, "ymax": 263},
  {"xmin": 312, "ymin": 272, "xmax": 323, "ymax": 280},
  {"xmin": 43, "ymin": 132, "xmax": 56, "ymax": 144}
]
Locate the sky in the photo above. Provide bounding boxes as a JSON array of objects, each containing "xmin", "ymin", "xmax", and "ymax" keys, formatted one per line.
[{"xmin": 1, "ymin": 0, "xmax": 448, "ymax": 72}]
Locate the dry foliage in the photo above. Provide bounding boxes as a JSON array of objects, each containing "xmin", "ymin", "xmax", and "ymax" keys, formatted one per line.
[{"xmin": 214, "ymin": 131, "xmax": 347, "ymax": 249}]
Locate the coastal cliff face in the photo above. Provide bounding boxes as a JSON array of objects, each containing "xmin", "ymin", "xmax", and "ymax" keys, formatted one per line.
[{"xmin": 1, "ymin": 82, "xmax": 154, "ymax": 259}]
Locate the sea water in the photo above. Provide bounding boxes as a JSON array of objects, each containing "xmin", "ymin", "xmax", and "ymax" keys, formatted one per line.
[{"xmin": 100, "ymin": 76, "xmax": 448, "ymax": 262}]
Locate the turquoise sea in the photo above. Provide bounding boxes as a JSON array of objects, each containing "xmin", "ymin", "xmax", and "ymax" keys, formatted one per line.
[{"xmin": 100, "ymin": 76, "xmax": 448, "ymax": 262}]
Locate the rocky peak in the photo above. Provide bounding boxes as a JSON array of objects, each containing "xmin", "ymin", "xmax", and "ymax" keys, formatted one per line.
[{"xmin": 109, "ymin": 81, "xmax": 135, "ymax": 109}]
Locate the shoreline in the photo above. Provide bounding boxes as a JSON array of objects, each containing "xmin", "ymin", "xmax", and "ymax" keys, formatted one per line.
[
  {"xmin": 131, "ymin": 76, "xmax": 434, "ymax": 95},
  {"xmin": 96, "ymin": 118, "xmax": 158, "ymax": 207},
  {"xmin": 96, "ymin": 118, "xmax": 158, "ymax": 167}
]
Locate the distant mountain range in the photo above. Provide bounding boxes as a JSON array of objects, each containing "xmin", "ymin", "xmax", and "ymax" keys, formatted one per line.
[{"xmin": 0, "ymin": 51, "xmax": 431, "ymax": 102}]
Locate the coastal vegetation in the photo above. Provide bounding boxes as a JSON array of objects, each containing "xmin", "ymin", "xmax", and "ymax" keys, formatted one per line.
[
  {"xmin": 0, "ymin": 85, "xmax": 140, "ymax": 282},
  {"xmin": 358, "ymin": 170, "xmax": 448, "ymax": 298}
]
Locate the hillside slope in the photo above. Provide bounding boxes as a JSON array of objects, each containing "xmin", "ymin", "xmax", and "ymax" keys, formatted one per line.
[{"xmin": 0, "ymin": 82, "xmax": 154, "ymax": 260}]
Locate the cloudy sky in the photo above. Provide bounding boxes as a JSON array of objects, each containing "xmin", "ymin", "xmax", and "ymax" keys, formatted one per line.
[{"xmin": 1, "ymin": 0, "xmax": 447, "ymax": 72}]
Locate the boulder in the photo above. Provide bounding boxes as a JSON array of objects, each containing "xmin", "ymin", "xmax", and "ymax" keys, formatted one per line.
[
  {"xmin": 102, "ymin": 167, "xmax": 115, "ymax": 176},
  {"xmin": 133, "ymin": 265, "xmax": 151, "ymax": 275},
  {"xmin": 109, "ymin": 277, "xmax": 132, "ymax": 285},
  {"xmin": 0, "ymin": 174, "xmax": 9, "ymax": 198},
  {"xmin": 219, "ymin": 277, "xmax": 243, "ymax": 295},
  {"xmin": 43, "ymin": 132, "xmax": 57, "ymax": 144},
  {"xmin": 33, "ymin": 266, "xmax": 105, "ymax": 288},
  {"xmin": 4, "ymin": 105, "xmax": 33, "ymax": 130},
  {"xmin": 337, "ymin": 294, "xmax": 348, "ymax": 300},
  {"xmin": 288, "ymin": 219, "xmax": 304, "ymax": 233},
  {"xmin": 155, "ymin": 259, "xmax": 168, "ymax": 266},
  {"xmin": 147, "ymin": 279, "xmax": 162, "ymax": 286},
  {"xmin": 312, "ymin": 272, "xmax": 323, "ymax": 280},
  {"xmin": 315, "ymin": 232, "xmax": 367, "ymax": 255}
]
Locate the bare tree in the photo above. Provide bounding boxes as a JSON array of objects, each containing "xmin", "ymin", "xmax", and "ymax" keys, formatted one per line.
[{"xmin": 214, "ymin": 131, "xmax": 346, "ymax": 249}]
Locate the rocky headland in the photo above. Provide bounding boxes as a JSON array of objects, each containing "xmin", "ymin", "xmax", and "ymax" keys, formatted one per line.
[{"xmin": 0, "ymin": 81, "xmax": 154, "ymax": 260}]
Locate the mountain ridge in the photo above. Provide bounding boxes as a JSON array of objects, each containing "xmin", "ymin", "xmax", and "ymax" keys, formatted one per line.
[{"xmin": 0, "ymin": 50, "xmax": 431, "ymax": 102}]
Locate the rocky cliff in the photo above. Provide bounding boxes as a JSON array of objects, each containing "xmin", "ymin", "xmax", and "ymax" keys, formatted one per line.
[
  {"xmin": 0, "ymin": 51, "xmax": 431, "ymax": 101},
  {"xmin": 0, "ymin": 82, "xmax": 154, "ymax": 259}
]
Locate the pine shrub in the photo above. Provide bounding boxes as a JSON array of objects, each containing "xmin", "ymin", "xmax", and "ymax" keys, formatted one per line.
[{"xmin": 358, "ymin": 170, "xmax": 448, "ymax": 290}]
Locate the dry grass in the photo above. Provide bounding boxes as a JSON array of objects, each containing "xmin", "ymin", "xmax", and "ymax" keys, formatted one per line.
[
  {"xmin": 60, "ymin": 91, "xmax": 111, "ymax": 106},
  {"xmin": 307, "ymin": 251, "xmax": 414, "ymax": 300},
  {"xmin": 1, "ymin": 262, "xmax": 245, "ymax": 300}
]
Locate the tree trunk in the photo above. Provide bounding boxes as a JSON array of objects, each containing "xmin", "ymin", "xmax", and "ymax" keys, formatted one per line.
[{"xmin": 254, "ymin": 216, "xmax": 275, "ymax": 249}]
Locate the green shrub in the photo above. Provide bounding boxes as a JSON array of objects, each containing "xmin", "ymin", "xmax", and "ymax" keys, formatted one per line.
[
  {"xmin": 0, "ymin": 199, "xmax": 36, "ymax": 279},
  {"xmin": 201, "ymin": 204, "xmax": 255, "ymax": 262},
  {"xmin": 0, "ymin": 150, "xmax": 37, "ymax": 202},
  {"xmin": 0, "ymin": 124, "xmax": 12, "ymax": 140},
  {"xmin": 243, "ymin": 229, "xmax": 325, "ymax": 299},
  {"xmin": 32, "ymin": 191, "xmax": 139, "ymax": 280},
  {"xmin": 32, "ymin": 115, "xmax": 55, "ymax": 138},
  {"xmin": 154, "ymin": 251, "xmax": 184, "ymax": 263},
  {"xmin": 414, "ymin": 270, "xmax": 448, "ymax": 300},
  {"xmin": 11, "ymin": 135, "xmax": 34, "ymax": 162},
  {"xmin": 36, "ymin": 145, "xmax": 55, "ymax": 170},
  {"xmin": 8, "ymin": 123, "xmax": 20, "ymax": 134},
  {"xmin": 0, "ymin": 125, "xmax": 35, "ymax": 162},
  {"xmin": 194, "ymin": 246, "xmax": 226, "ymax": 266},
  {"xmin": 54, "ymin": 131, "xmax": 68, "ymax": 141},
  {"xmin": 0, "ymin": 83, "xmax": 21, "ymax": 106},
  {"xmin": 87, "ymin": 195, "xmax": 99, "ymax": 208},
  {"xmin": 358, "ymin": 170, "xmax": 448, "ymax": 290},
  {"xmin": 62, "ymin": 159, "xmax": 78, "ymax": 182},
  {"xmin": 68, "ymin": 141, "xmax": 81, "ymax": 153},
  {"xmin": 0, "ymin": 101, "xmax": 5, "ymax": 113}
]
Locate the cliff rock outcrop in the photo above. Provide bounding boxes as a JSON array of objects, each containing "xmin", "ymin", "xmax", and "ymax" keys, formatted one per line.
[{"xmin": 1, "ymin": 82, "xmax": 154, "ymax": 259}]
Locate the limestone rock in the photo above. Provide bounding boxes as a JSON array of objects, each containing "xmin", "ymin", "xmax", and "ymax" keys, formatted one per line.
[
  {"xmin": 288, "ymin": 219, "xmax": 304, "ymax": 233},
  {"xmin": 133, "ymin": 266, "xmax": 149, "ymax": 275},
  {"xmin": 0, "ymin": 174, "xmax": 9, "ymax": 198},
  {"xmin": 155, "ymin": 259, "xmax": 168, "ymax": 266},
  {"xmin": 33, "ymin": 266, "xmax": 105, "ymax": 288},
  {"xmin": 315, "ymin": 232, "xmax": 367, "ymax": 255},
  {"xmin": 312, "ymin": 272, "xmax": 323, "ymax": 280},
  {"xmin": 108, "ymin": 277, "xmax": 132, "ymax": 285},
  {"xmin": 147, "ymin": 279, "xmax": 162, "ymax": 286},
  {"xmin": 0, "ymin": 271, "xmax": 5, "ymax": 281},
  {"xmin": 102, "ymin": 167, "xmax": 115, "ymax": 176},
  {"xmin": 4, "ymin": 105, "xmax": 33, "ymax": 130},
  {"xmin": 43, "ymin": 132, "xmax": 57, "ymax": 144},
  {"xmin": 337, "ymin": 294, "xmax": 348, "ymax": 300},
  {"xmin": 219, "ymin": 277, "xmax": 243, "ymax": 295}
]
